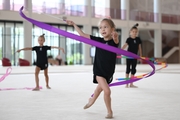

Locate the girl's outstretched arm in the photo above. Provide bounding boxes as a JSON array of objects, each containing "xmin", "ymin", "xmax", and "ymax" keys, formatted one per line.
[
  {"xmin": 16, "ymin": 47, "xmax": 32, "ymax": 52},
  {"xmin": 66, "ymin": 20, "xmax": 90, "ymax": 39},
  {"xmin": 51, "ymin": 46, "xmax": 65, "ymax": 53}
]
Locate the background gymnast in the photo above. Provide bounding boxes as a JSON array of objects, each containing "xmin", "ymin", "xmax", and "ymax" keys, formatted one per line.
[
  {"xmin": 17, "ymin": 34, "xmax": 65, "ymax": 91},
  {"xmin": 121, "ymin": 23, "xmax": 142, "ymax": 88}
]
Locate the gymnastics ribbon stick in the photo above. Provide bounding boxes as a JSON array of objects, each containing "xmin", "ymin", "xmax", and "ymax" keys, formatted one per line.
[
  {"xmin": 0, "ymin": 67, "xmax": 12, "ymax": 82},
  {"xmin": 19, "ymin": 6, "xmax": 155, "ymax": 86}
]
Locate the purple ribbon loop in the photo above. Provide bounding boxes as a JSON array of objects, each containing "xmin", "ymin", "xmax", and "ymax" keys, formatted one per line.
[{"xmin": 19, "ymin": 6, "xmax": 155, "ymax": 87}]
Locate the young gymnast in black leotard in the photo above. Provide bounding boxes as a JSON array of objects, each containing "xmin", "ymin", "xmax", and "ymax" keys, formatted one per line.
[
  {"xmin": 17, "ymin": 34, "xmax": 65, "ymax": 91},
  {"xmin": 66, "ymin": 18, "xmax": 119, "ymax": 119},
  {"xmin": 122, "ymin": 24, "xmax": 142, "ymax": 88}
]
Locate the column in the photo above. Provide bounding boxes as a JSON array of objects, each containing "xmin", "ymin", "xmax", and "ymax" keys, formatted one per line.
[
  {"xmin": 154, "ymin": 30, "xmax": 162, "ymax": 58},
  {"xmin": 82, "ymin": 0, "xmax": 92, "ymax": 65},
  {"xmin": 153, "ymin": 0, "xmax": 161, "ymax": 22},
  {"xmin": 104, "ymin": 0, "xmax": 110, "ymax": 17},
  {"xmin": 154, "ymin": 0, "xmax": 162, "ymax": 58},
  {"xmin": 121, "ymin": 0, "xmax": 129, "ymax": 20},
  {"xmin": 121, "ymin": 0, "xmax": 130, "ymax": 64},
  {"xmin": 121, "ymin": 28, "xmax": 129, "ymax": 64},
  {"xmin": 2, "ymin": 0, "xmax": 10, "ymax": 10},
  {"xmin": 58, "ymin": 0, "xmax": 65, "ymax": 14},
  {"xmin": 23, "ymin": 0, "xmax": 32, "ymax": 64}
]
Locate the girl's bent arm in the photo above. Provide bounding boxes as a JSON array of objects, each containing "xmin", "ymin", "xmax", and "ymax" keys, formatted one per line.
[
  {"xmin": 112, "ymin": 31, "xmax": 119, "ymax": 44},
  {"xmin": 121, "ymin": 43, "xmax": 128, "ymax": 50}
]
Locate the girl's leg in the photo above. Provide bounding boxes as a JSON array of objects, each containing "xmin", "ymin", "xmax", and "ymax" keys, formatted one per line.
[
  {"xmin": 84, "ymin": 84, "xmax": 102, "ymax": 109},
  {"xmin": 130, "ymin": 59, "xmax": 137, "ymax": 88},
  {"xmin": 126, "ymin": 59, "xmax": 131, "ymax": 88},
  {"xmin": 125, "ymin": 74, "xmax": 129, "ymax": 88},
  {"xmin": 33, "ymin": 66, "xmax": 41, "ymax": 91},
  {"xmin": 96, "ymin": 76, "xmax": 113, "ymax": 118},
  {"xmin": 129, "ymin": 74, "xmax": 138, "ymax": 88},
  {"xmin": 44, "ymin": 68, "xmax": 51, "ymax": 89}
]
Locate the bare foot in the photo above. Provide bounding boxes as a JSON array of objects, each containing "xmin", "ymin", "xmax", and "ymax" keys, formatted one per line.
[
  {"xmin": 130, "ymin": 85, "xmax": 138, "ymax": 88},
  {"xmin": 83, "ymin": 98, "xmax": 93, "ymax": 109},
  {"xmin": 125, "ymin": 85, "xmax": 129, "ymax": 88},
  {"xmin": 105, "ymin": 113, "xmax": 113, "ymax": 119},
  {"xmin": 46, "ymin": 86, "xmax": 51, "ymax": 89},
  {"xmin": 32, "ymin": 87, "xmax": 40, "ymax": 91}
]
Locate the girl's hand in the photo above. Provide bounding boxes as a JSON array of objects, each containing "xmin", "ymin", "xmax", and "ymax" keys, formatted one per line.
[
  {"xmin": 61, "ymin": 48, "xmax": 65, "ymax": 54},
  {"xmin": 111, "ymin": 31, "xmax": 118, "ymax": 40},
  {"xmin": 66, "ymin": 20, "xmax": 75, "ymax": 26},
  {"xmin": 112, "ymin": 31, "xmax": 119, "ymax": 44},
  {"xmin": 16, "ymin": 50, "xmax": 21, "ymax": 52}
]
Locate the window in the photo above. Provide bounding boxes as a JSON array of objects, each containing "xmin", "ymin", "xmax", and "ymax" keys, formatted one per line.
[{"xmin": 0, "ymin": 21, "xmax": 23, "ymax": 66}]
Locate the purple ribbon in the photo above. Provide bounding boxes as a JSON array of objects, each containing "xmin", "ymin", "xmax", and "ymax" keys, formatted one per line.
[
  {"xmin": 19, "ymin": 6, "xmax": 155, "ymax": 87},
  {"xmin": 0, "ymin": 86, "xmax": 43, "ymax": 91},
  {"xmin": 0, "ymin": 67, "xmax": 43, "ymax": 91},
  {"xmin": 0, "ymin": 67, "xmax": 12, "ymax": 82}
]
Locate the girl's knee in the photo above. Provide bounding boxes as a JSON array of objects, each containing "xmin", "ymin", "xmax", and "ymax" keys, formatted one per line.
[
  {"xmin": 104, "ymin": 89, "xmax": 111, "ymax": 96},
  {"xmin": 131, "ymin": 69, "xmax": 136, "ymax": 75},
  {"xmin": 126, "ymin": 68, "xmax": 131, "ymax": 74},
  {"xmin": 44, "ymin": 74, "xmax": 48, "ymax": 78},
  {"xmin": 35, "ymin": 72, "xmax": 39, "ymax": 76},
  {"xmin": 44, "ymin": 75, "xmax": 49, "ymax": 78},
  {"xmin": 96, "ymin": 88, "xmax": 103, "ymax": 93},
  {"xmin": 95, "ymin": 86, "xmax": 103, "ymax": 93}
]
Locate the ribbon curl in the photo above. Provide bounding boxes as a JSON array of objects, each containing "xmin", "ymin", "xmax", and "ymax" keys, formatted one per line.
[
  {"xmin": 0, "ymin": 67, "xmax": 12, "ymax": 82},
  {"xmin": 116, "ymin": 56, "xmax": 167, "ymax": 81},
  {"xmin": 0, "ymin": 67, "xmax": 43, "ymax": 91},
  {"xmin": 19, "ymin": 6, "xmax": 155, "ymax": 87}
]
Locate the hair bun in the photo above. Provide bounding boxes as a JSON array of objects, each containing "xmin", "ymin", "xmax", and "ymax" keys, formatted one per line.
[
  {"xmin": 42, "ymin": 33, "xmax": 45, "ymax": 36},
  {"xmin": 134, "ymin": 23, "xmax": 139, "ymax": 27}
]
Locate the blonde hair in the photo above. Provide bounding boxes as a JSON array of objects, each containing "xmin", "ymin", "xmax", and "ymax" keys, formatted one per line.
[
  {"xmin": 99, "ymin": 18, "xmax": 116, "ymax": 29},
  {"xmin": 39, "ymin": 33, "xmax": 45, "ymax": 41}
]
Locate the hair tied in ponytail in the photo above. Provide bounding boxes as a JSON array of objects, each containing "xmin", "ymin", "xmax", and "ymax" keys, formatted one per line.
[{"xmin": 133, "ymin": 23, "xmax": 139, "ymax": 28}]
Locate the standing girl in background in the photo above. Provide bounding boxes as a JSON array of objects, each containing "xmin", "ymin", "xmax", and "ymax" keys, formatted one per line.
[
  {"xmin": 122, "ymin": 23, "xmax": 142, "ymax": 88},
  {"xmin": 66, "ymin": 18, "xmax": 119, "ymax": 119},
  {"xmin": 17, "ymin": 34, "xmax": 65, "ymax": 91}
]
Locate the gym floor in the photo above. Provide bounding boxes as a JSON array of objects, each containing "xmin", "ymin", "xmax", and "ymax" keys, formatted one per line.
[{"xmin": 0, "ymin": 64, "xmax": 179, "ymax": 120}]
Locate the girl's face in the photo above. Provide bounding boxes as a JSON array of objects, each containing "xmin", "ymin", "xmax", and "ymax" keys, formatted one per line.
[
  {"xmin": 130, "ymin": 29, "xmax": 138, "ymax": 38},
  {"xmin": 38, "ymin": 37, "xmax": 45, "ymax": 45},
  {"xmin": 99, "ymin": 21, "xmax": 114, "ymax": 40}
]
